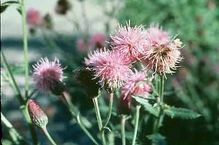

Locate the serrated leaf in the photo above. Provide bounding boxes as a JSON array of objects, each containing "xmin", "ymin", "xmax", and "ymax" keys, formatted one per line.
[
  {"xmin": 133, "ymin": 96, "xmax": 159, "ymax": 117},
  {"xmin": 164, "ymin": 106, "xmax": 201, "ymax": 119}
]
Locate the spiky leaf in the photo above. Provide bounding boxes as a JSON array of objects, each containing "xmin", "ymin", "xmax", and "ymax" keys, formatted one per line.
[
  {"xmin": 133, "ymin": 96, "xmax": 159, "ymax": 117},
  {"xmin": 164, "ymin": 106, "xmax": 201, "ymax": 119}
]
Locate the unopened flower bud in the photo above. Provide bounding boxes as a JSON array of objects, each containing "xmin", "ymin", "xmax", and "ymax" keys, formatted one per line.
[{"xmin": 28, "ymin": 99, "xmax": 48, "ymax": 128}]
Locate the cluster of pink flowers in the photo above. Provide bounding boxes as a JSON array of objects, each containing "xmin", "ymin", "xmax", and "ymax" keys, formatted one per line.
[
  {"xmin": 31, "ymin": 23, "xmax": 182, "ymax": 113},
  {"xmin": 85, "ymin": 23, "xmax": 183, "ymax": 88}
]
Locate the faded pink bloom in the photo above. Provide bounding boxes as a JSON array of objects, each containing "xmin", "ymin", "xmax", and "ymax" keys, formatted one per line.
[
  {"xmin": 111, "ymin": 23, "xmax": 147, "ymax": 62},
  {"xmin": 27, "ymin": 8, "xmax": 43, "ymax": 27},
  {"xmin": 33, "ymin": 58, "xmax": 64, "ymax": 92},
  {"xmin": 121, "ymin": 71, "xmax": 151, "ymax": 99},
  {"xmin": 28, "ymin": 99, "xmax": 48, "ymax": 128},
  {"xmin": 76, "ymin": 38, "xmax": 89, "ymax": 53},
  {"xmin": 89, "ymin": 33, "xmax": 106, "ymax": 49},
  {"xmin": 85, "ymin": 49, "xmax": 132, "ymax": 88},
  {"xmin": 142, "ymin": 25, "xmax": 183, "ymax": 74}
]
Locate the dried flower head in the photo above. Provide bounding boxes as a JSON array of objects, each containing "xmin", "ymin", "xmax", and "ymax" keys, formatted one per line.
[
  {"xmin": 33, "ymin": 58, "xmax": 64, "ymax": 92},
  {"xmin": 85, "ymin": 49, "xmax": 133, "ymax": 88},
  {"xmin": 27, "ymin": 8, "xmax": 43, "ymax": 27},
  {"xmin": 28, "ymin": 99, "xmax": 48, "ymax": 128},
  {"xmin": 121, "ymin": 71, "xmax": 151, "ymax": 99},
  {"xmin": 111, "ymin": 23, "xmax": 147, "ymax": 62},
  {"xmin": 142, "ymin": 25, "xmax": 183, "ymax": 74}
]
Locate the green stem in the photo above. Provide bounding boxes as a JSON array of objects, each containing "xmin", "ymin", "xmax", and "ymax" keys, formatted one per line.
[
  {"xmin": 76, "ymin": 115, "xmax": 99, "ymax": 145},
  {"xmin": 1, "ymin": 52, "xmax": 25, "ymax": 104},
  {"xmin": 103, "ymin": 93, "xmax": 114, "ymax": 128},
  {"xmin": 1, "ymin": 113, "xmax": 27, "ymax": 144},
  {"xmin": 93, "ymin": 97, "xmax": 106, "ymax": 145},
  {"xmin": 61, "ymin": 92, "xmax": 99, "ymax": 145},
  {"xmin": 132, "ymin": 105, "xmax": 141, "ymax": 145},
  {"xmin": 20, "ymin": 0, "xmax": 29, "ymax": 98},
  {"xmin": 22, "ymin": 106, "xmax": 39, "ymax": 145},
  {"xmin": 121, "ymin": 115, "xmax": 126, "ymax": 145},
  {"xmin": 42, "ymin": 127, "xmax": 57, "ymax": 145},
  {"xmin": 153, "ymin": 75, "xmax": 165, "ymax": 134}
]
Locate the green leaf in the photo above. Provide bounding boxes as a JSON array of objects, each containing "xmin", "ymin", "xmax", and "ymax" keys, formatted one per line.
[
  {"xmin": 133, "ymin": 96, "xmax": 159, "ymax": 117},
  {"xmin": 164, "ymin": 106, "xmax": 201, "ymax": 119}
]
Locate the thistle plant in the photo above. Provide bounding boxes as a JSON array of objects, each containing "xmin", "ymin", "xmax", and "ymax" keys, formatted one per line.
[{"xmin": 1, "ymin": 1, "xmax": 201, "ymax": 144}]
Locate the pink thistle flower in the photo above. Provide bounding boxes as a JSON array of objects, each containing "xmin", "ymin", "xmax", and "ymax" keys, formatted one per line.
[
  {"xmin": 142, "ymin": 25, "xmax": 183, "ymax": 74},
  {"xmin": 89, "ymin": 33, "xmax": 106, "ymax": 49},
  {"xmin": 145, "ymin": 24, "xmax": 170, "ymax": 45},
  {"xmin": 32, "ymin": 58, "xmax": 64, "ymax": 92},
  {"xmin": 28, "ymin": 99, "xmax": 48, "ymax": 128},
  {"xmin": 27, "ymin": 8, "xmax": 43, "ymax": 27},
  {"xmin": 111, "ymin": 23, "xmax": 147, "ymax": 62},
  {"xmin": 121, "ymin": 71, "xmax": 151, "ymax": 99},
  {"xmin": 85, "ymin": 49, "xmax": 133, "ymax": 88},
  {"xmin": 118, "ymin": 71, "xmax": 151, "ymax": 114}
]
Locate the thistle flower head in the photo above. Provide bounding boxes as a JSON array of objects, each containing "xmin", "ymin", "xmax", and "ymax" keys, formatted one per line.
[
  {"xmin": 111, "ymin": 23, "xmax": 147, "ymax": 62},
  {"xmin": 28, "ymin": 99, "xmax": 48, "ymax": 128},
  {"xmin": 27, "ymin": 8, "xmax": 43, "ymax": 27},
  {"xmin": 33, "ymin": 57, "xmax": 64, "ymax": 92},
  {"xmin": 121, "ymin": 71, "xmax": 151, "ymax": 99},
  {"xmin": 85, "ymin": 49, "xmax": 133, "ymax": 88},
  {"xmin": 142, "ymin": 25, "xmax": 183, "ymax": 74},
  {"xmin": 145, "ymin": 24, "xmax": 170, "ymax": 45}
]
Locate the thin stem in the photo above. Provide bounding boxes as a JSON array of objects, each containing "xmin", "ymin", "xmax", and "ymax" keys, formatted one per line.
[
  {"xmin": 20, "ymin": 0, "xmax": 29, "ymax": 98},
  {"xmin": 22, "ymin": 106, "xmax": 39, "ymax": 145},
  {"xmin": 1, "ymin": 113, "xmax": 26, "ymax": 144},
  {"xmin": 153, "ymin": 75, "xmax": 165, "ymax": 134},
  {"xmin": 77, "ymin": 114, "xmax": 99, "ymax": 145},
  {"xmin": 42, "ymin": 127, "xmax": 57, "ymax": 145},
  {"xmin": 103, "ymin": 93, "xmax": 114, "ymax": 128},
  {"xmin": 121, "ymin": 115, "xmax": 126, "ymax": 145},
  {"xmin": 1, "ymin": 52, "xmax": 25, "ymax": 104},
  {"xmin": 132, "ymin": 105, "xmax": 141, "ymax": 145},
  {"xmin": 61, "ymin": 92, "xmax": 99, "ymax": 145},
  {"xmin": 93, "ymin": 97, "xmax": 106, "ymax": 145}
]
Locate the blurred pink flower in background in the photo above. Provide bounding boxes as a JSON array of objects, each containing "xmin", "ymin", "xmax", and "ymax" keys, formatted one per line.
[
  {"xmin": 111, "ymin": 24, "xmax": 147, "ymax": 62},
  {"xmin": 27, "ymin": 8, "xmax": 43, "ymax": 27},
  {"xmin": 89, "ymin": 33, "xmax": 106, "ymax": 49},
  {"xmin": 85, "ymin": 49, "xmax": 132, "ymax": 88},
  {"xmin": 32, "ymin": 58, "xmax": 64, "ymax": 92},
  {"xmin": 76, "ymin": 38, "xmax": 89, "ymax": 53}
]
